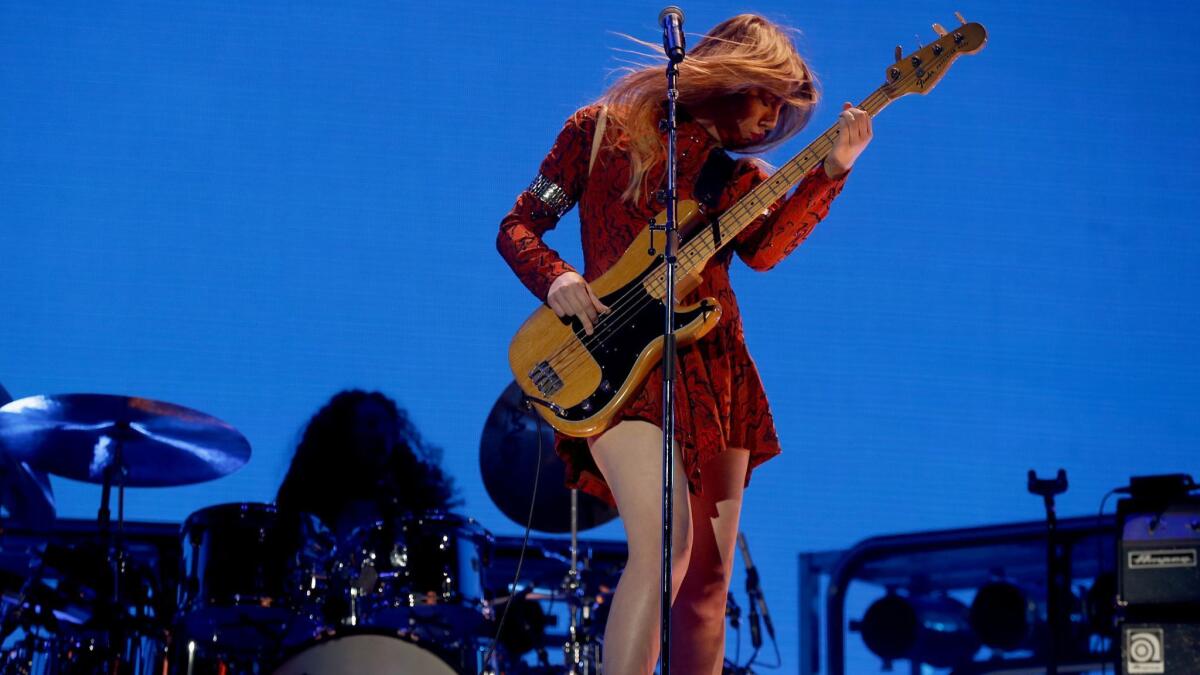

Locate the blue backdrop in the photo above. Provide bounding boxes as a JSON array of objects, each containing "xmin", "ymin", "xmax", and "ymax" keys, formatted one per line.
[{"xmin": 3, "ymin": 1, "xmax": 1198, "ymax": 672}]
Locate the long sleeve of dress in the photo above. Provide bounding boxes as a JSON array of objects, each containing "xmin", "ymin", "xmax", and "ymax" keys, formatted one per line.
[
  {"xmin": 727, "ymin": 160, "xmax": 849, "ymax": 271},
  {"xmin": 497, "ymin": 110, "xmax": 596, "ymax": 301}
]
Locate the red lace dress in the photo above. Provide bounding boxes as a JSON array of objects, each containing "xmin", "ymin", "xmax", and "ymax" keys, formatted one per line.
[{"xmin": 498, "ymin": 105, "xmax": 848, "ymax": 505}]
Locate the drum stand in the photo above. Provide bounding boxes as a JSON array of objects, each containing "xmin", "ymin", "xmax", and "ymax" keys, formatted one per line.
[
  {"xmin": 94, "ymin": 422, "xmax": 152, "ymax": 673},
  {"xmin": 563, "ymin": 488, "xmax": 601, "ymax": 674}
]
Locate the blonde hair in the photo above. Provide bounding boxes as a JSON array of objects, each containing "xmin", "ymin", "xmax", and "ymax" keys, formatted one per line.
[{"xmin": 596, "ymin": 14, "xmax": 819, "ymax": 202}]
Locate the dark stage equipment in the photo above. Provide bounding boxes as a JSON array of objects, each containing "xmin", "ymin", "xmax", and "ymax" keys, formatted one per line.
[
  {"xmin": 1117, "ymin": 474, "xmax": 1200, "ymax": 607},
  {"xmin": 968, "ymin": 580, "xmax": 1040, "ymax": 652},
  {"xmin": 804, "ymin": 472, "xmax": 1200, "ymax": 674},
  {"xmin": 800, "ymin": 514, "xmax": 1117, "ymax": 674},
  {"xmin": 0, "ymin": 518, "xmax": 631, "ymax": 674},
  {"xmin": 852, "ymin": 590, "xmax": 979, "ymax": 669},
  {"xmin": 1115, "ymin": 473, "xmax": 1200, "ymax": 675}
]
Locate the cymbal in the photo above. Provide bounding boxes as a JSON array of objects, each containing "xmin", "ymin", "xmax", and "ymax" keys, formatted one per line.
[
  {"xmin": 0, "ymin": 383, "xmax": 55, "ymax": 526},
  {"xmin": 479, "ymin": 381, "xmax": 617, "ymax": 533},
  {"xmin": 0, "ymin": 394, "xmax": 250, "ymax": 487}
]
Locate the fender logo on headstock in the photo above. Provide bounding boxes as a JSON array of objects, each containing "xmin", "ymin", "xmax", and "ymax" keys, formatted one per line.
[{"xmin": 913, "ymin": 64, "xmax": 943, "ymax": 90}]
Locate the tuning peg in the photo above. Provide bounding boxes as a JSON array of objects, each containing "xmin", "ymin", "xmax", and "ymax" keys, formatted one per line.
[
  {"xmin": 932, "ymin": 23, "xmax": 948, "ymax": 37},
  {"xmin": 955, "ymin": 11, "xmax": 967, "ymax": 24},
  {"xmin": 894, "ymin": 45, "xmax": 902, "ymax": 61},
  {"xmin": 914, "ymin": 34, "xmax": 923, "ymax": 49}
]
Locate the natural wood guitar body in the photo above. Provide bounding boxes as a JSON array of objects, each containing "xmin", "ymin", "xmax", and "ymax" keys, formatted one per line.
[
  {"xmin": 506, "ymin": 20, "xmax": 987, "ymax": 437},
  {"xmin": 508, "ymin": 201, "xmax": 721, "ymax": 437}
]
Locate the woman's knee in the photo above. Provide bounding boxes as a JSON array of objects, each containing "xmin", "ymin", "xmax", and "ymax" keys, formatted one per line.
[{"xmin": 674, "ymin": 569, "xmax": 730, "ymax": 628}]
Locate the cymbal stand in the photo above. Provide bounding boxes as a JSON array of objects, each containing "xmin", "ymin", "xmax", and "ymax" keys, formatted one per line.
[
  {"xmin": 563, "ymin": 488, "xmax": 601, "ymax": 674},
  {"xmin": 97, "ymin": 422, "xmax": 132, "ymax": 672}
]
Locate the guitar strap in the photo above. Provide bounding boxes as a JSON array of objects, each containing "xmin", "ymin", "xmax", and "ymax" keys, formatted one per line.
[
  {"xmin": 695, "ymin": 148, "xmax": 736, "ymax": 249},
  {"xmin": 694, "ymin": 148, "xmax": 735, "ymax": 210}
]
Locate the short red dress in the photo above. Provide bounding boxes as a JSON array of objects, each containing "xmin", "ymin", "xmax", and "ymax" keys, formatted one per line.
[{"xmin": 498, "ymin": 105, "xmax": 848, "ymax": 506}]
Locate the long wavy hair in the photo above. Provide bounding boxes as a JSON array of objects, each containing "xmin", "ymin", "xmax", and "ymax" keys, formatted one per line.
[
  {"xmin": 597, "ymin": 14, "xmax": 819, "ymax": 202},
  {"xmin": 276, "ymin": 390, "xmax": 459, "ymax": 525}
]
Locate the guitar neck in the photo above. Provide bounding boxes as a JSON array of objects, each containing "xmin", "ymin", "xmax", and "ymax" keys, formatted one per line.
[{"xmin": 674, "ymin": 85, "xmax": 894, "ymax": 277}]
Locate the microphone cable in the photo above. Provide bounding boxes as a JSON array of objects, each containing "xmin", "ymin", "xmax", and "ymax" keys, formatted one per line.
[{"xmin": 480, "ymin": 396, "xmax": 545, "ymax": 673}]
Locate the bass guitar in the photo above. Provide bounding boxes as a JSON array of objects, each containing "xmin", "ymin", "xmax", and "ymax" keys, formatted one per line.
[{"xmin": 509, "ymin": 17, "xmax": 987, "ymax": 437}]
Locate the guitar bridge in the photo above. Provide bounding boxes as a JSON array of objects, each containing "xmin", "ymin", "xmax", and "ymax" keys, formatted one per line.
[{"xmin": 529, "ymin": 361, "xmax": 564, "ymax": 397}]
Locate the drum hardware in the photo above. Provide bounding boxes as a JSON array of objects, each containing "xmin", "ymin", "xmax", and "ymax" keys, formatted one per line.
[
  {"xmin": 176, "ymin": 502, "xmax": 332, "ymax": 673},
  {"xmin": 334, "ymin": 511, "xmax": 493, "ymax": 641},
  {"xmin": 0, "ymin": 540, "xmax": 168, "ymax": 675},
  {"xmin": 560, "ymin": 490, "xmax": 602, "ymax": 675},
  {"xmin": 479, "ymin": 382, "xmax": 616, "ymax": 534},
  {"xmin": 0, "ymin": 393, "xmax": 251, "ymax": 673},
  {"xmin": 0, "ymin": 383, "xmax": 55, "ymax": 530},
  {"xmin": 480, "ymin": 382, "xmax": 609, "ymax": 674}
]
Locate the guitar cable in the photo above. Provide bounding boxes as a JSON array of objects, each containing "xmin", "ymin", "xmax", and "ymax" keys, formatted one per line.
[{"xmin": 480, "ymin": 396, "xmax": 544, "ymax": 673}]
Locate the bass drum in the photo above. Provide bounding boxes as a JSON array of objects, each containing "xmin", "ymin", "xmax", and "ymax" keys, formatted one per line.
[{"xmin": 271, "ymin": 629, "xmax": 473, "ymax": 675}]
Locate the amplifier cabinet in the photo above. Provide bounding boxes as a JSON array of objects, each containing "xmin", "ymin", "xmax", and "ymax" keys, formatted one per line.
[
  {"xmin": 1118, "ymin": 498, "xmax": 1200, "ymax": 607},
  {"xmin": 1120, "ymin": 621, "xmax": 1200, "ymax": 674}
]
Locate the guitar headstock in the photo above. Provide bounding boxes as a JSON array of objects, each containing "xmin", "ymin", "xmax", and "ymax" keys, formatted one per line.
[{"xmin": 883, "ymin": 15, "xmax": 987, "ymax": 100}]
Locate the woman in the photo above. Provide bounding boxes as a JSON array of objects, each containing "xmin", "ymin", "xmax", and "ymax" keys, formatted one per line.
[
  {"xmin": 276, "ymin": 389, "xmax": 459, "ymax": 535},
  {"xmin": 497, "ymin": 14, "xmax": 872, "ymax": 674}
]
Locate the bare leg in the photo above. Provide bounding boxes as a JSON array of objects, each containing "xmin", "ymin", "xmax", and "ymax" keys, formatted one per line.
[
  {"xmin": 589, "ymin": 420, "xmax": 692, "ymax": 675},
  {"xmin": 670, "ymin": 448, "xmax": 750, "ymax": 675}
]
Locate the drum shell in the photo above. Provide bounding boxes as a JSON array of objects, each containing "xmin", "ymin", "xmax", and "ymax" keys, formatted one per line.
[
  {"xmin": 176, "ymin": 502, "xmax": 328, "ymax": 650},
  {"xmin": 1, "ymin": 631, "xmax": 166, "ymax": 675},
  {"xmin": 338, "ymin": 512, "xmax": 493, "ymax": 633}
]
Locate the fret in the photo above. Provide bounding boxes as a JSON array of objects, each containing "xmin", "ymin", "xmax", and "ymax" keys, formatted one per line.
[{"xmin": 640, "ymin": 85, "xmax": 895, "ymax": 300}]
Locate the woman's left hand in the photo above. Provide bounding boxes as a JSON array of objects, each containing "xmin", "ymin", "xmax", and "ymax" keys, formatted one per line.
[{"xmin": 824, "ymin": 102, "xmax": 872, "ymax": 178}]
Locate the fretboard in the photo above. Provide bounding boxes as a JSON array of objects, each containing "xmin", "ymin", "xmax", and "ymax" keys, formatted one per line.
[{"xmin": 643, "ymin": 85, "xmax": 893, "ymax": 299}]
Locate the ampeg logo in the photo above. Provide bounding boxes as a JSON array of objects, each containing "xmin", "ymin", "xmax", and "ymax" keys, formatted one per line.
[
  {"xmin": 1127, "ymin": 549, "xmax": 1197, "ymax": 569},
  {"xmin": 1125, "ymin": 628, "xmax": 1165, "ymax": 674}
]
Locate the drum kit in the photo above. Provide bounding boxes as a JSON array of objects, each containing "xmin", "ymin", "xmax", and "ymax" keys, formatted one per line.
[{"xmin": 0, "ymin": 384, "xmax": 623, "ymax": 674}]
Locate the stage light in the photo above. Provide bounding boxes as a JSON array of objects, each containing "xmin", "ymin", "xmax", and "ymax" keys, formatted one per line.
[
  {"xmin": 852, "ymin": 590, "xmax": 979, "ymax": 669},
  {"xmin": 968, "ymin": 580, "xmax": 1038, "ymax": 651}
]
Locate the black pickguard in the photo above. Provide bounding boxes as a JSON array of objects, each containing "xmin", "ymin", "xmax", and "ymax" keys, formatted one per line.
[{"xmin": 554, "ymin": 272, "xmax": 714, "ymax": 423}]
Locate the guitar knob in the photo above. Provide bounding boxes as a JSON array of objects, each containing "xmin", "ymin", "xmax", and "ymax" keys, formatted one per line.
[
  {"xmin": 955, "ymin": 11, "xmax": 967, "ymax": 24},
  {"xmin": 910, "ymin": 55, "xmax": 922, "ymax": 67},
  {"xmin": 932, "ymin": 23, "xmax": 948, "ymax": 37},
  {"xmin": 894, "ymin": 45, "xmax": 902, "ymax": 62}
]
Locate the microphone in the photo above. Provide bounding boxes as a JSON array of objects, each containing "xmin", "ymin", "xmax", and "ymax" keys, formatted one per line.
[
  {"xmin": 746, "ymin": 578, "xmax": 762, "ymax": 648},
  {"xmin": 659, "ymin": 6, "xmax": 686, "ymax": 63},
  {"xmin": 725, "ymin": 590, "xmax": 741, "ymax": 630},
  {"xmin": 737, "ymin": 532, "xmax": 776, "ymax": 642}
]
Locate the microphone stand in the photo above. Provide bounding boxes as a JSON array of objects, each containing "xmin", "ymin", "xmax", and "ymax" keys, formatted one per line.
[
  {"xmin": 1028, "ymin": 469, "xmax": 1068, "ymax": 675},
  {"xmin": 657, "ymin": 30, "xmax": 683, "ymax": 675}
]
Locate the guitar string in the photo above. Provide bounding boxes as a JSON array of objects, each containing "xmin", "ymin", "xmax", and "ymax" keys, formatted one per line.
[
  {"xmin": 539, "ymin": 91, "xmax": 879, "ymax": 371},
  {"xmin": 542, "ymin": 129, "xmax": 843, "ymax": 381},
  {"xmin": 538, "ymin": 129, "xmax": 845, "ymax": 382},
  {"xmin": 540, "ymin": 46, "xmax": 968, "ymax": 400},
  {"xmin": 539, "ymin": 89, "xmax": 884, "ymax": 384},
  {"xmin": 544, "ymin": 85, "xmax": 890, "ymax": 376},
  {"xmin": 531, "ymin": 56, "xmax": 945, "ymax": 394},
  {"xmin": 540, "ymin": 76, "xmax": 907, "ymax": 368}
]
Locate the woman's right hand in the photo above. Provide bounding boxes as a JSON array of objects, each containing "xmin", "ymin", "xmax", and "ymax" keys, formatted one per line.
[{"xmin": 547, "ymin": 271, "xmax": 610, "ymax": 335}]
